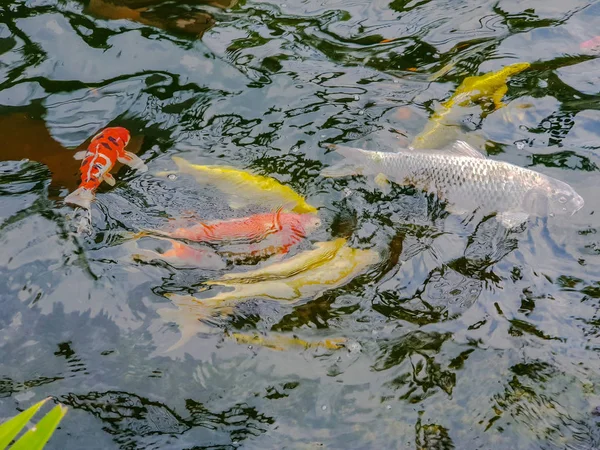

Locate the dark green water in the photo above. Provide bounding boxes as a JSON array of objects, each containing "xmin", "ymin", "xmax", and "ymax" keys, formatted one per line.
[{"xmin": 1, "ymin": 0, "xmax": 600, "ymax": 449}]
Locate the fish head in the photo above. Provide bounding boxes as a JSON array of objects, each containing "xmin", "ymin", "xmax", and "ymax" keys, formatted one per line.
[
  {"xmin": 544, "ymin": 180, "xmax": 584, "ymax": 217},
  {"xmin": 299, "ymin": 214, "xmax": 322, "ymax": 233},
  {"xmin": 504, "ymin": 62, "xmax": 530, "ymax": 76},
  {"xmin": 92, "ymin": 127, "xmax": 131, "ymax": 147}
]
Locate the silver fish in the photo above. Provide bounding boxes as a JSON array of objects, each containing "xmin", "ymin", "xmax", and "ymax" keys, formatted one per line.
[{"xmin": 321, "ymin": 141, "xmax": 584, "ymax": 228}]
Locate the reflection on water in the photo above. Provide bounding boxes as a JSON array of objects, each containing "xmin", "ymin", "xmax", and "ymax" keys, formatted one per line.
[
  {"xmin": 86, "ymin": 0, "xmax": 238, "ymax": 39},
  {"xmin": 0, "ymin": 112, "xmax": 144, "ymax": 196},
  {"xmin": 62, "ymin": 390, "xmax": 273, "ymax": 448},
  {"xmin": 1, "ymin": 0, "xmax": 600, "ymax": 448}
]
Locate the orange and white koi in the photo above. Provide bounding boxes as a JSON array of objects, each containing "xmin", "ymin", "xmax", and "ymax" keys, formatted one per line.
[{"xmin": 64, "ymin": 127, "xmax": 147, "ymax": 209}]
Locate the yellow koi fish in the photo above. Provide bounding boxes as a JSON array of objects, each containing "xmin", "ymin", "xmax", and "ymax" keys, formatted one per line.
[
  {"xmin": 228, "ymin": 332, "xmax": 346, "ymax": 351},
  {"xmin": 441, "ymin": 62, "xmax": 531, "ymax": 110},
  {"xmin": 158, "ymin": 156, "xmax": 317, "ymax": 214},
  {"xmin": 192, "ymin": 242, "xmax": 380, "ymax": 304},
  {"xmin": 212, "ymin": 238, "xmax": 347, "ymax": 284},
  {"xmin": 411, "ymin": 62, "xmax": 530, "ymax": 149}
]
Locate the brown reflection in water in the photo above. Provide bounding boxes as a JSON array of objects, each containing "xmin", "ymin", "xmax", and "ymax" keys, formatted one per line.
[
  {"xmin": 0, "ymin": 113, "xmax": 143, "ymax": 197},
  {"xmin": 86, "ymin": 0, "xmax": 238, "ymax": 39},
  {"xmin": 415, "ymin": 415, "xmax": 455, "ymax": 450}
]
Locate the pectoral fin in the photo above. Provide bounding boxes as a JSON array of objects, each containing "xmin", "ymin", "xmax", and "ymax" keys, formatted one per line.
[
  {"xmin": 321, "ymin": 144, "xmax": 367, "ymax": 178},
  {"xmin": 374, "ymin": 172, "xmax": 391, "ymax": 195},
  {"xmin": 118, "ymin": 151, "xmax": 148, "ymax": 172},
  {"xmin": 496, "ymin": 211, "xmax": 529, "ymax": 229},
  {"xmin": 321, "ymin": 162, "xmax": 363, "ymax": 178},
  {"xmin": 492, "ymin": 85, "xmax": 508, "ymax": 110},
  {"xmin": 103, "ymin": 173, "xmax": 116, "ymax": 186}
]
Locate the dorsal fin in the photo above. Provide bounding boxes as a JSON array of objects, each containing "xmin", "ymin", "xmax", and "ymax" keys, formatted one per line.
[
  {"xmin": 447, "ymin": 141, "xmax": 486, "ymax": 159},
  {"xmin": 402, "ymin": 140, "xmax": 487, "ymax": 158}
]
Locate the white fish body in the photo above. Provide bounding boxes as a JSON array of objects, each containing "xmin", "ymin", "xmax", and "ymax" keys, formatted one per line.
[{"xmin": 321, "ymin": 141, "xmax": 584, "ymax": 227}]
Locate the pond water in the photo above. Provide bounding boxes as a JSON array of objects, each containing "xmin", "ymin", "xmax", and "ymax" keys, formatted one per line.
[{"xmin": 1, "ymin": 0, "xmax": 600, "ymax": 449}]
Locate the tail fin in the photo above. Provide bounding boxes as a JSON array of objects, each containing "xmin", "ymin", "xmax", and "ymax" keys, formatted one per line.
[
  {"xmin": 64, "ymin": 187, "xmax": 95, "ymax": 209},
  {"xmin": 120, "ymin": 230, "xmax": 152, "ymax": 241},
  {"xmin": 321, "ymin": 144, "xmax": 369, "ymax": 178}
]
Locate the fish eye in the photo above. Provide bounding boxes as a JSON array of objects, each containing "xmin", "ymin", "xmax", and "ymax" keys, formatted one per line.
[{"xmin": 558, "ymin": 196, "xmax": 567, "ymax": 204}]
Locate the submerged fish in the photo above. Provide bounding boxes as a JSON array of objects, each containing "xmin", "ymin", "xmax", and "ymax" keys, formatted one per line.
[
  {"xmin": 321, "ymin": 140, "xmax": 584, "ymax": 228},
  {"xmin": 412, "ymin": 62, "xmax": 530, "ymax": 149},
  {"xmin": 137, "ymin": 211, "xmax": 321, "ymax": 263},
  {"xmin": 212, "ymin": 238, "xmax": 347, "ymax": 284},
  {"xmin": 440, "ymin": 62, "xmax": 531, "ymax": 111},
  {"xmin": 156, "ymin": 292, "xmax": 235, "ymax": 352},
  {"xmin": 65, "ymin": 127, "xmax": 147, "ymax": 209},
  {"xmin": 160, "ymin": 241, "xmax": 377, "ymax": 350},
  {"xmin": 145, "ymin": 210, "xmax": 321, "ymax": 245},
  {"xmin": 132, "ymin": 237, "xmax": 226, "ymax": 270},
  {"xmin": 581, "ymin": 36, "xmax": 600, "ymax": 51},
  {"xmin": 184, "ymin": 242, "xmax": 379, "ymax": 305},
  {"xmin": 228, "ymin": 332, "xmax": 346, "ymax": 351},
  {"xmin": 157, "ymin": 156, "xmax": 317, "ymax": 214}
]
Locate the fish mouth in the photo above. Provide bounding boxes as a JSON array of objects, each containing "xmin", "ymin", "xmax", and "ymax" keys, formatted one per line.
[
  {"xmin": 307, "ymin": 217, "xmax": 322, "ymax": 231},
  {"xmin": 571, "ymin": 197, "xmax": 585, "ymax": 215}
]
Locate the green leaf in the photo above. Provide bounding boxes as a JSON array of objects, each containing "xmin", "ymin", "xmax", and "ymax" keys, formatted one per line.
[
  {"xmin": 0, "ymin": 398, "xmax": 50, "ymax": 450},
  {"xmin": 10, "ymin": 404, "xmax": 68, "ymax": 450}
]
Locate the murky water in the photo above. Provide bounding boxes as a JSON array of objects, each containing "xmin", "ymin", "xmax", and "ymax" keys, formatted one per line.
[{"xmin": 1, "ymin": 0, "xmax": 600, "ymax": 448}]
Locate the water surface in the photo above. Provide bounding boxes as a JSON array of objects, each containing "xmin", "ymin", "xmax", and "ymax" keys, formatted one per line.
[{"xmin": 1, "ymin": 0, "xmax": 600, "ymax": 448}]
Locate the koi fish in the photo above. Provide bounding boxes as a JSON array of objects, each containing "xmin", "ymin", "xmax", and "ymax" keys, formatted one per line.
[
  {"xmin": 228, "ymin": 332, "xmax": 346, "ymax": 351},
  {"xmin": 156, "ymin": 292, "xmax": 235, "ymax": 352},
  {"xmin": 171, "ymin": 241, "xmax": 379, "ymax": 306},
  {"xmin": 64, "ymin": 127, "xmax": 147, "ymax": 209},
  {"xmin": 159, "ymin": 241, "xmax": 377, "ymax": 351},
  {"xmin": 411, "ymin": 62, "xmax": 530, "ymax": 149},
  {"xmin": 157, "ymin": 156, "xmax": 318, "ymax": 214},
  {"xmin": 132, "ymin": 237, "xmax": 226, "ymax": 270},
  {"xmin": 321, "ymin": 140, "xmax": 584, "ymax": 228},
  {"xmin": 213, "ymin": 238, "xmax": 347, "ymax": 284},
  {"xmin": 440, "ymin": 62, "xmax": 531, "ymax": 111},
  {"xmin": 143, "ymin": 210, "xmax": 321, "ymax": 244},
  {"xmin": 135, "ymin": 211, "xmax": 321, "ymax": 263}
]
